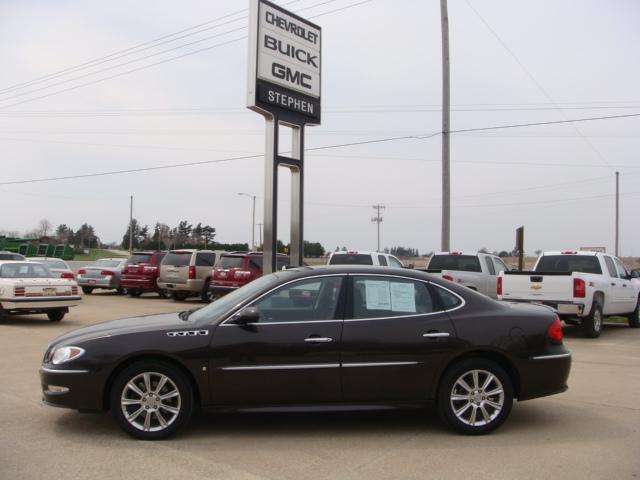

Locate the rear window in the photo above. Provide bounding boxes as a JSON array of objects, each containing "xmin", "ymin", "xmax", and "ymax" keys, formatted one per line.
[
  {"xmin": 249, "ymin": 255, "xmax": 263, "ymax": 270},
  {"xmin": 218, "ymin": 256, "xmax": 245, "ymax": 269},
  {"xmin": 162, "ymin": 252, "xmax": 191, "ymax": 267},
  {"xmin": 126, "ymin": 254, "xmax": 151, "ymax": 264},
  {"xmin": 40, "ymin": 259, "xmax": 67, "ymax": 269},
  {"xmin": 329, "ymin": 254, "xmax": 374, "ymax": 266},
  {"xmin": 0, "ymin": 263, "xmax": 53, "ymax": 278},
  {"xmin": 535, "ymin": 255, "xmax": 602, "ymax": 275},
  {"xmin": 93, "ymin": 259, "xmax": 123, "ymax": 268},
  {"xmin": 428, "ymin": 255, "xmax": 481, "ymax": 272}
]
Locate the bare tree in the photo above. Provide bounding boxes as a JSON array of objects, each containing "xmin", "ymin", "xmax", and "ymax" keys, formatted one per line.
[{"xmin": 36, "ymin": 218, "xmax": 53, "ymax": 237}]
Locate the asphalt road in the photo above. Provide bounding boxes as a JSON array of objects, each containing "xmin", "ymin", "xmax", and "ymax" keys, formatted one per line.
[{"xmin": 1, "ymin": 291, "xmax": 638, "ymax": 480}]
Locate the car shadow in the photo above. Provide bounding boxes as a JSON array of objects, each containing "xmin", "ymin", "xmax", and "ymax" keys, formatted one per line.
[
  {"xmin": 0, "ymin": 314, "xmax": 84, "ymax": 328},
  {"xmin": 561, "ymin": 321, "xmax": 629, "ymax": 339}
]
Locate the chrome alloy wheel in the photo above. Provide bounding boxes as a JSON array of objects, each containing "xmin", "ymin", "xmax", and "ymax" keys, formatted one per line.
[
  {"xmin": 450, "ymin": 369, "xmax": 504, "ymax": 427},
  {"xmin": 120, "ymin": 372, "xmax": 181, "ymax": 432}
]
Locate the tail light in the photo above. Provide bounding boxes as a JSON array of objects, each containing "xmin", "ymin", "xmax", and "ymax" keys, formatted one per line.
[
  {"xmin": 14, "ymin": 286, "xmax": 25, "ymax": 297},
  {"xmin": 442, "ymin": 274, "xmax": 454, "ymax": 282},
  {"xmin": 143, "ymin": 265, "xmax": 158, "ymax": 273},
  {"xmin": 188, "ymin": 265, "xmax": 196, "ymax": 280},
  {"xmin": 497, "ymin": 276, "xmax": 503, "ymax": 296},
  {"xmin": 61, "ymin": 272, "xmax": 75, "ymax": 279},
  {"xmin": 573, "ymin": 278, "xmax": 586, "ymax": 298},
  {"xmin": 71, "ymin": 286, "xmax": 78, "ymax": 295},
  {"xmin": 78, "ymin": 269, "xmax": 86, "ymax": 275},
  {"xmin": 547, "ymin": 317, "xmax": 563, "ymax": 344},
  {"xmin": 101, "ymin": 270, "xmax": 114, "ymax": 276}
]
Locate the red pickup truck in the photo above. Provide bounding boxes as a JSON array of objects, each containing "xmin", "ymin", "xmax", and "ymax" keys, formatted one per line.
[{"xmin": 120, "ymin": 251, "xmax": 169, "ymax": 298}]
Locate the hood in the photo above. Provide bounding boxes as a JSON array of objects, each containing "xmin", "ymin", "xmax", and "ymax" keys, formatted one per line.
[{"xmin": 49, "ymin": 311, "xmax": 191, "ymax": 347}]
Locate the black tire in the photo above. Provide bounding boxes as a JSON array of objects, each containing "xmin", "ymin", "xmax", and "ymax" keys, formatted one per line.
[
  {"xmin": 116, "ymin": 287, "xmax": 126, "ymax": 295},
  {"xmin": 128, "ymin": 289, "xmax": 142, "ymax": 297},
  {"xmin": 47, "ymin": 309, "xmax": 65, "ymax": 322},
  {"xmin": 201, "ymin": 279, "xmax": 212, "ymax": 303},
  {"xmin": 81, "ymin": 286, "xmax": 93, "ymax": 294},
  {"xmin": 110, "ymin": 360, "xmax": 194, "ymax": 440},
  {"xmin": 158, "ymin": 289, "xmax": 171, "ymax": 299},
  {"xmin": 628, "ymin": 297, "xmax": 640, "ymax": 328},
  {"xmin": 583, "ymin": 302, "xmax": 603, "ymax": 338},
  {"xmin": 173, "ymin": 292, "xmax": 189, "ymax": 302},
  {"xmin": 437, "ymin": 358, "xmax": 513, "ymax": 435}
]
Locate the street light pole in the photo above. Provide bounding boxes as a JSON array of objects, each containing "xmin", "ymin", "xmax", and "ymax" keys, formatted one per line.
[
  {"xmin": 238, "ymin": 192, "xmax": 256, "ymax": 250},
  {"xmin": 615, "ymin": 171, "xmax": 619, "ymax": 256},
  {"xmin": 440, "ymin": 0, "xmax": 451, "ymax": 252}
]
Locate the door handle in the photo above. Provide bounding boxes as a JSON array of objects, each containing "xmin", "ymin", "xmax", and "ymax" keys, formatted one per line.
[
  {"xmin": 611, "ymin": 283, "xmax": 616, "ymax": 286},
  {"xmin": 622, "ymin": 284, "xmax": 627, "ymax": 287},
  {"xmin": 304, "ymin": 337, "xmax": 333, "ymax": 343},
  {"xmin": 423, "ymin": 332, "xmax": 450, "ymax": 338}
]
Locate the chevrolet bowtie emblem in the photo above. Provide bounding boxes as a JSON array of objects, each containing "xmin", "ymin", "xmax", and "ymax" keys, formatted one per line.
[{"xmin": 531, "ymin": 284, "xmax": 542, "ymax": 290}]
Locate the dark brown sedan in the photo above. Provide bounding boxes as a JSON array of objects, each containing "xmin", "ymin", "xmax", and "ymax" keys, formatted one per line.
[{"xmin": 40, "ymin": 266, "xmax": 571, "ymax": 439}]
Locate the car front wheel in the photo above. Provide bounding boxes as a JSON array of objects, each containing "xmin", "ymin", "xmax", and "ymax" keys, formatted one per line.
[
  {"xmin": 438, "ymin": 358, "xmax": 513, "ymax": 435},
  {"xmin": 110, "ymin": 360, "xmax": 194, "ymax": 440}
]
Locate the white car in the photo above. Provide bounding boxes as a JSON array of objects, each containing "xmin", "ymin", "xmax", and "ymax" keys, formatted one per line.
[
  {"xmin": 26, "ymin": 257, "xmax": 75, "ymax": 279},
  {"xmin": 0, "ymin": 261, "xmax": 81, "ymax": 322},
  {"xmin": 327, "ymin": 251, "xmax": 404, "ymax": 268}
]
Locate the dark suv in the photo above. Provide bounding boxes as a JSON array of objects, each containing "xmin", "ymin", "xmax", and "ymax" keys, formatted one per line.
[
  {"xmin": 209, "ymin": 252, "xmax": 289, "ymax": 298},
  {"xmin": 120, "ymin": 251, "xmax": 168, "ymax": 297}
]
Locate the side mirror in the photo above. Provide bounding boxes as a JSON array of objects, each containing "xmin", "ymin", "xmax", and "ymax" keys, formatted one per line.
[{"xmin": 233, "ymin": 306, "xmax": 260, "ymax": 324}]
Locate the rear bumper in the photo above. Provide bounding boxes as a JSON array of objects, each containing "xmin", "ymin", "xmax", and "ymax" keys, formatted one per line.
[
  {"xmin": 120, "ymin": 277, "xmax": 158, "ymax": 291},
  {"xmin": 1, "ymin": 297, "xmax": 81, "ymax": 310},
  {"xmin": 77, "ymin": 277, "xmax": 118, "ymax": 288},
  {"xmin": 158, "ymin": 279, "xmax": 204, "ymax": 292},
  {"xmin": 504, "ymin": 299, "xmax": 585, "ymax": 316},
  {"xmin": 40, "ymin": 366, "xmax": 105, "ymax": 411},
  {"xmin": 518, "ymin": 352, "xmax": 572, "ymax": 401}
]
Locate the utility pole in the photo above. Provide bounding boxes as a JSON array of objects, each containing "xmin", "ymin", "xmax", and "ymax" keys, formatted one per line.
[
  {"xmin": 256, "ymin": 222, "xmax": 263, "ymax": 249},
  {"xmin": 440, "ymin": 0, "xmax": 451, "ymax": 252},
  {"xmin": 238, "ymin": 192, "xmax": 256, "ymax": 250},
  {"xmin": 129, "ymin": 195, "xmax": 133, "ymax": 255},
  {"xmin": 615, "ymin": 171, "xmax": 619, "ymax": 256},
  {"xmin": 371, "ymin": 204, "xmax": 385, "ymax": 252}
]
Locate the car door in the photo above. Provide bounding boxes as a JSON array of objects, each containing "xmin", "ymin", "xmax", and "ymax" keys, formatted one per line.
[
  {"xmin": 340, "ymin": 274, "xmax": 459, "ymax": 402},
  {"xmin": 603, "ymin": 255, "xmax": 625, "ymax": 314},
  {"xmin": 209, "ymin": 275, "xmax": 346, "ymax": 405},
  {"xmin": 613, "ymin": 257, "xmax": 636, "ymax": 312}
]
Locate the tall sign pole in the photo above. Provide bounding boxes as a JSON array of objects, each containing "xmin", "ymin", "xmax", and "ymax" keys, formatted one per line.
[
  {"xmin": 615, "ymin": 171, "xmax": 619, "ymax": 256},
  {"xmin": 129, "ymin": 195, "xmax": 133, "ymax": 254},
  {"xmin": 247, "ymin": 0, "xmax": 321, "ymax": 273},
  {"xmin": 440, "ymin": 0, "xmax": 451, "ymax": 252}
]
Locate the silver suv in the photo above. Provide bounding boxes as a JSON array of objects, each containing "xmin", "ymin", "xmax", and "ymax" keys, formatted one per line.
[{"xmin": 157, "ymin": 250, "xmax": 225, "ymax": 302}]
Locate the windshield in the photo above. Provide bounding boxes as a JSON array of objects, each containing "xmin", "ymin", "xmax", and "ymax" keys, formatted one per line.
[
  {"xmin": 93, "ymin": 259, "xmax": 123, "ymax": 268},
  {"xmin": 189, "ymin": 273, "xmax": 283, "ymax": 324},
  {"xmin": 0, "ymin": 262, "xmax": 54, "ymax": 278},
  {"xmin": 329, "ymin": 254, "xmax": 373, "ymax": 265},
  {"xmin": 428, "ymin": 255, "xmax": 481, "ymax": 272},
  {"xmin": 535, "ymin": 255, "xmax": 602, "ymax": 274},
  {"xmin": 162, "ymin": 252, "xmax": 191, "ymax": 267}
]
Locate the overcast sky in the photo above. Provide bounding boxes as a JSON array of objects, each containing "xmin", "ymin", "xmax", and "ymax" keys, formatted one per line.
[{"xmin": 1, "ymin": 0, "xmax": 639, "ymax": 256}]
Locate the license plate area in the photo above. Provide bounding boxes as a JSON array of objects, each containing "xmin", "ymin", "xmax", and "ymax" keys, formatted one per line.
[{"xmin": 43, "ymin": 288, "xmax": 56, "ymax": 296}]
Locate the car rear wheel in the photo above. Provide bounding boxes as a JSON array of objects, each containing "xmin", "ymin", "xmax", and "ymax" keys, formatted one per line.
[
  {"xmin": 583, "ymin": 302, "xmax": 603, "ymax": 338},
  {"xmin": 81, "ymin": 287, "xmax": 93, "ymax": 294},
  {"xmin": 201, "ymin": 280, "xmax": 212, "ymax": 302},
  {"xmin": 438, "ymin": 358, "xmax": 513, "ymax": 435},
  {"xmin": 110, "ymin": 360, "xmax": 194, "ymax": 440},
  {"xmin": 47, "ymin": 309, "xmax": 65, "ymax": 322},
  {"xmin": 628, "ymin": 297, "xmax": 640, "ymax": 328},
  {"xmin": 158, "ymin": 289, "xmax": 170, "ymax": 299}
]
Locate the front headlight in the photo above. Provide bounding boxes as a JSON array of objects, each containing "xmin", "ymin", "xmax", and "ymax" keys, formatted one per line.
[{"xmin": 51, "ymin": 346, "xmax": 85, "ymax": 365}]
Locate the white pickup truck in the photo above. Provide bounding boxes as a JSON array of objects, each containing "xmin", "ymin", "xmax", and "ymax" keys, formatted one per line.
[
  {"xmin": 498, "ymin": 251, "xmax": 640, "ymax": 338},
  {"xmin": 425, "ymin": 252, "xmax": 509, "ymax": 299},
  {"xmin": 0, "ymin": 261, "xmax": 82, "ymax": 322}
]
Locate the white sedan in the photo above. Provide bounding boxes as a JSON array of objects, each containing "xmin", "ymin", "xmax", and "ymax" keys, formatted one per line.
[{"xmin": 0, "ymin": 261, "xmax": 81, "ymax": 322}]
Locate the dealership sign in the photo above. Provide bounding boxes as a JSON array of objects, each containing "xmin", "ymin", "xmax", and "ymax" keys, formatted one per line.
[{"xmin": 247, "ymin": 0, "xmax": 321, "ymax": 123}]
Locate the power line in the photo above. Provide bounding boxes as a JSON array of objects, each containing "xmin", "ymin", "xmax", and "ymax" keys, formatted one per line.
[{"xmin": 1, "ymin": 111, "xmax": 639, "ymax": 186}]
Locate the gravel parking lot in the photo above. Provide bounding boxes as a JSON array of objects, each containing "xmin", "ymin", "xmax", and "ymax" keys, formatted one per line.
[{"xmin": 1, "ymin": 292, "xmax": 638, "ymax": 480}]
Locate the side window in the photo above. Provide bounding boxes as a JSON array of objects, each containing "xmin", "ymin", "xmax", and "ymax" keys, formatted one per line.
[
  {"xmin": 378, "ymin": 255, "xmax": 388, "ymax": 266},
  {"xmin": 613, "ymin": 258, "xmax": 628, "ymax": 279},
  {"xmin": 603, "ymin": 256, "xmax": 617, "ymax": 278},
  {"xmin": 252, "ymin": 276, "xmax": 343, "ymax": 323},
  {"xmin": 492, "ymin": 258, "xmax": 508, "ymax": 274},
  {"xmin": 389, "ymin": 256, "xmax": 403, "ymax": 268},
  {"xmin": 484, "ymin": 257, "xmax": 496, "ymax": 275},
  {"xmin": 276, "ymin": 257, "xmax": 290, "ymax": 270},
  {"xmin": 196, "ymin": 253, "xmax": 215, "ymax": 267},
  {"xmin": 351, "ymin": 276, "xmax": 434, "ymax": 319},
  {"xmin": 430, "ymin": 284, "xmax": 463, "ymax": 310}
]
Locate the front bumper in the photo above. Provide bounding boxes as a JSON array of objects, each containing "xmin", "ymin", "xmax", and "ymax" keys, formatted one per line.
[
  {"xmin": 518, "ymin": 351, "xmax": 572, "ymax": 401},
  {"xmin": 1, "ymin": 297, "xmax": 82, "ymax": 310},
  {"xmin": 40, "ymin": 366, "xmax": 105, "ymax": 411}
]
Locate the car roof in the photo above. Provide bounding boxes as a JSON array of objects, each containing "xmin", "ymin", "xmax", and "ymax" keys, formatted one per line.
[
  {"xmin": 542, "ymin": 251, "xmax": 599, "ymax": 256},
  {"xmin": 432, "ymin": 252, "xmax": 485, "ymax": 256},
  {"xmin": 26, "ymin": 257, "xmax": 66, "ymax": 261}
]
